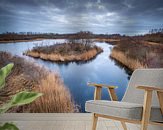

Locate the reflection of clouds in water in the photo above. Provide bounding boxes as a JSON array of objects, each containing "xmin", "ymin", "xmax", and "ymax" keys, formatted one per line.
[{"xmin": 61, "ymin": 62, "xmax": 98, "ymax": 82}]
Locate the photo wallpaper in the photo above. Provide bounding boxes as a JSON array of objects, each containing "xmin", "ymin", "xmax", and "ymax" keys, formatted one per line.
[{"xmin": 0, "ymin": 0, "xmax": 163, "ymax": 113}]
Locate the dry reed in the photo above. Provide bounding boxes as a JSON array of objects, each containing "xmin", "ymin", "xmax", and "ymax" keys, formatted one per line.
[
  {"xmin": 0, "ymin": 52, "xmax": 76, "ymax": 112},
  {"xmin": 24, "ymin": 43, "xmax": 103, "ymax": 62},
  {"xmin": 110, "ymin": 39, "xmax": 163, "ymax": 70},
  {"xmin": 110, "ymin": 50, "xmax": 147, "ymax": 70}
]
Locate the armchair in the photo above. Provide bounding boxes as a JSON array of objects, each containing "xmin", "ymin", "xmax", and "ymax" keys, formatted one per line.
[{"xmin": 85, "ymin": 69, "xmax": 163, "ymax": 130}]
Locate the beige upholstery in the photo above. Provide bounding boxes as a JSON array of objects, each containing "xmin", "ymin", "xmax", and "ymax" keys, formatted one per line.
[
  {"xmin": 123, "ymin": 69, "xmax": 163, "ymax": 106},
  {"xmin": 85, "ymin": 69, "xmax": 163, "ymax": 130},
  {"xmin": 86, "ymin": 100, "xmax": 163, "ymax": 122}
]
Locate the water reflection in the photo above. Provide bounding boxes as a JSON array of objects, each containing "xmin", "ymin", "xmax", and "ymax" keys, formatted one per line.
[{"xmin": 110, "ymin": 56, "xmax": 133, "ymax": 80}]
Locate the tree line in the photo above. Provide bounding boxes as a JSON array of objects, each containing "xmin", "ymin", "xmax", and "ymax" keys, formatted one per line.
[{"xmin": 149, "ymin": 28, "xmax": 163, "ymax": 34}]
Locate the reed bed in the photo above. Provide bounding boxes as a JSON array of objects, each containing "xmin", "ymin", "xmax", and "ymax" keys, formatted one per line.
[
  {"xmin": 111, "ymin": 50, "xmax": 147, "ymax": 70},
  {"xmin": 0, "ymin": 52, "xmax": 76, "ymax": 113},
  {"xmin": 110, "ymin": 39, "xmax": 163, "ymax": 71}
]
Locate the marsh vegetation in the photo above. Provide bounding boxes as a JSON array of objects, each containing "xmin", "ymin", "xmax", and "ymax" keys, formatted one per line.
[
  {"xmin": 24, "ymin": 42, "xmax": 103, "ymax": 62},
  {"xmin": 0, "ymin": 52, "xmax": 76, "ymax": 112},
  {"xmin": 110, "ymin": 38, "xmax": 163, "ymax": 70}
]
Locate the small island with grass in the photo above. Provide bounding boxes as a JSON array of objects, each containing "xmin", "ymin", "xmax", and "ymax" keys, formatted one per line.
[{"xmin": 24, "ymin": 42, "xmax": 103, "ymax": 62}]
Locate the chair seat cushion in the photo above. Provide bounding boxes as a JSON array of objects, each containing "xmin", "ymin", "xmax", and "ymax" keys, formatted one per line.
[{"xmin": 85, "ymin": 100, "xmax": 163, "ymax": 123}]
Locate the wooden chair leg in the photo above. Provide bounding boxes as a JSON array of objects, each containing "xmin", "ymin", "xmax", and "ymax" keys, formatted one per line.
[
  {"xmin": 92, "ymin": 113, "xmax": 98, "ymax": 130},
  {"xmin": 157, "ymin": 91, "xmax": 163, "ymax": 114},
  {"xmin": 141, "ymin": 90, "xmax": 152, "ymax": 130},
  {"xmin": 121, "ymin": 121, "xmax": 127, "ymax": 130}
]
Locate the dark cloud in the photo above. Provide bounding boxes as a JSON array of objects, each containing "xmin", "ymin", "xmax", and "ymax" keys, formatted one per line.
[{"xmin": 0, "ymin": 0, "xmax": 162, "ymax": 34}]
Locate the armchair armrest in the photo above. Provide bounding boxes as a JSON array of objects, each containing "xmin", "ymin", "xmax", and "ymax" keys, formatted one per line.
[
  {"xmin": 137, "ymin": 86, "xmax": 163, "ymax": 92},
  {"xmin": 87, "ymin": 82, "xmax": 118, "ymax": 89},
  {"xmin": 87, "ymin": 82, "xmax": 118, "ymax": 101}
]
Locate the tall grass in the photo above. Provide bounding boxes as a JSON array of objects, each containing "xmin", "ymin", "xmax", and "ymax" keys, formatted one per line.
[
  {"xmin": 111, "ymin": 49, "xmax": 147, "ymax": 70},
  {"xmin": 133, "ymin": 32, "xmax": 163, "ymax": 44},
  {"xmin": 110, "ymin": 39, "xmax": 163, "ymax": 70},
  {"xmin": 19, "ymin": 73, "xmax": 77, "ymax": 113},
  {"xmin": 0, "ymin": 52, "xmax": 76, "ymax": 112}
]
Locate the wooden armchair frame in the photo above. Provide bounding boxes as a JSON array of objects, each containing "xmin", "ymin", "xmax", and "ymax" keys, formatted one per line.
[{"xmin": 87, "ymin": 82, "xmax": 163, "ymax": 130}]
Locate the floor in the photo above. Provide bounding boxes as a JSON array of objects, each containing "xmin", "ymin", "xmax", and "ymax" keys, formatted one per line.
[{"xmin": 0, "ymin": 113, "xmax": 140, "ymax": 130}]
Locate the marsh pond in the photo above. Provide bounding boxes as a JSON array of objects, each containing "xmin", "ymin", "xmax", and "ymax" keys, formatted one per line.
[{"xmin": 0, "ymin": 39, "xmax": 131, "ymax": 112}]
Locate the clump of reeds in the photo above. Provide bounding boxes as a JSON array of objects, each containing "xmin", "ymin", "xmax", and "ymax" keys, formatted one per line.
[
  {"xmin": 29, "ymin": 73, "xmax": 76, "ymax": 112},
  {"xmin": 0, "ymin": 52, "xmax": 76, "ymax": 112}
]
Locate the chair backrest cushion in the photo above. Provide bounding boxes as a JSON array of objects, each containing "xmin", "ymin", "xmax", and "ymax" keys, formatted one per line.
[{"xmin": 122, "ymin": 69, "xmax": 163, "ymax": 107}]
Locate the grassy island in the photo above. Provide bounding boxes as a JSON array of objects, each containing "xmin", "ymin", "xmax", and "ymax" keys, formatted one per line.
[
  {"xmin": 0, "ymin": 52, "xmax": 76, "ymax": 113},
  {"xmin": 24, "ymin": 43, "xmax": 103, "ymax": 62}
]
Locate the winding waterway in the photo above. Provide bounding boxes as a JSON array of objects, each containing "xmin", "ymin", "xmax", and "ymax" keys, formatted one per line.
[{"xmin": 0, "ymin": 39, "xmax": 130, "ymax": 112}]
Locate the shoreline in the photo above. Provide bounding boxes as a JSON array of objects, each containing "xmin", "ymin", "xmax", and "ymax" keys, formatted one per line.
[
  {"xmin": 0, "ymin": 38, "xmax": 44, "ymax": 43},
  {"xmin": 0, "ymin": 38, "xmax": 119, "ymax": 44},
  {"xmin": 110, "ymin": 49, "xmax": 146, "ymax": 71},
  {"xmin": 109, "ymin": 38, "xmax": 163, "ymax": 71},
  {"xmin": 0, "ymin": 38, "xmax": 58, "ymax": 43},
  {"xmin": 95, "ymin": 38, "xmax": 120, "ymax": 43}
]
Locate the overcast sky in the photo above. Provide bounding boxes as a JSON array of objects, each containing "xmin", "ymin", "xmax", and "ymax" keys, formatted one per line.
[{"xmin": 0, "ymin": 0, "xmax": 163, "ymax": 35}]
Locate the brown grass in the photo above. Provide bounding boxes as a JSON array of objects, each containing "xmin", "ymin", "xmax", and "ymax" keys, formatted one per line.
[
  {"xmin": 19, "ymin": 73, "xmax": 76, "ymax": 113},
  {"xmin": 138, "ymin": 33, "xmax": 163, "ymax": 44},
  {"xmin": 111, "ymin": 49, "xmax": 147, "ymax": 70},
  {"xmin": 24, "ymin": 43, "xmax": 103, "ymax": 62},
  {"xmin": 110, "ymin": 39, "xmax": 163, "ymax": 71},
  {"xmin": 0, "ymin": 52, "xmax": 76, "ymax": 113},
  {"xmin": 95, "ymin": 38, "xmax": 120, "ymax": 44},
  {"xmin": 25, "ymin": 48, "xmax": 102, "ymax": 62}
]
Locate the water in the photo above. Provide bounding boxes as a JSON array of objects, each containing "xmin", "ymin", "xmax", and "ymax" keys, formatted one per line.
[{"xmin": 0, "ymin": 39, "xmax": 130, "ymax": 112}]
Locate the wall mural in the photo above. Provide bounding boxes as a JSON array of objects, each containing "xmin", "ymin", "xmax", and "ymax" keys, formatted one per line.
[{"xmin": 0, "ymin": 0, "xmax": 163, "ymax": 113}]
